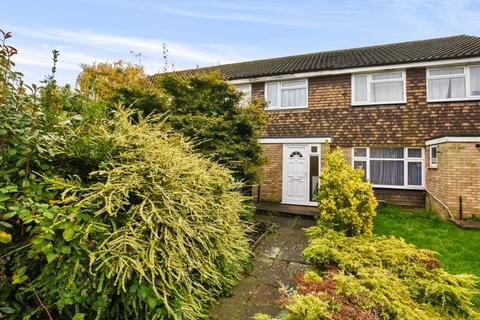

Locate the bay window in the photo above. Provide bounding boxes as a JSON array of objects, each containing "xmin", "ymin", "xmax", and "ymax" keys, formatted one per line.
[
  {"xmin": 265, "ymin": 79, "xmax": 308, "ymax": 109},
  {"xmin": 352, "ymin": 71, "xmax": 406, "ymax": 105},
  {"xmin": 234, "ymin": 84, "xmax": 252, "ymax": 107},
  {"xmin": 427, "ymin": 65, "xmax": 480, "ymax": 101},
  {"xmin": 352, "ymin": 147, "xmax": 424, "ymax": 188}
]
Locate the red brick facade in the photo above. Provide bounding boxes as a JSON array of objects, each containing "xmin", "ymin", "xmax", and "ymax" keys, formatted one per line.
[
  {"xmin": 259, "ymin": 144, "xmax": 283, "ymax": 203},
  {"xmin": 253, "ymin": 68, "xmax": 480, "ymax": 147},
  {"xmin": 255, "ymin": 67, "xmax": 480, "ymax": 218}
]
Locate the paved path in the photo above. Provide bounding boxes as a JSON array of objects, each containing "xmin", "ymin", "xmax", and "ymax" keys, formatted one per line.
[{"xmin": 209, "ymin": 213, "xmax": 316, "ymax": 320}]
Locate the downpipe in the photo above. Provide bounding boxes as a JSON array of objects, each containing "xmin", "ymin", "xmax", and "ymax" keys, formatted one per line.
[{"xmin": 425, "ymin": 188, "xmax": 456, "ymax": 221}]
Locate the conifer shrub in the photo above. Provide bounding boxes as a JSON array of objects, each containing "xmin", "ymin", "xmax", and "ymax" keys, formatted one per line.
[
  {"xmin": 254, "ymin": 226, "xmax": 480, "ymax": 320},
  {"xmin": 317, "ymin": 148, "xmax": 377, "ymax": 236},
  {"xmin": 2, "ymin": 108, "xmax": 250, "ymax": 319}
]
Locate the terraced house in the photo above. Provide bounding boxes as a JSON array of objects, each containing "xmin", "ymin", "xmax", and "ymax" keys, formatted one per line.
[{"xmin": 177, "ymin": 35, "xmax": 480, "ymax": 220}]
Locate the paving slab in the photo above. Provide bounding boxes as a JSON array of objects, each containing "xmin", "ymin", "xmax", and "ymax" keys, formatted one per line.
[{"xmin": 209, "ymin": 212, "xmax": 316, "ymax": 320}]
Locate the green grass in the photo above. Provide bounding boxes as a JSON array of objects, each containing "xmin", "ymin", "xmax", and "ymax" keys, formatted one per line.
[{"xmin": 374, "ymin": 205, "xmax": 480, "ymax": 278}]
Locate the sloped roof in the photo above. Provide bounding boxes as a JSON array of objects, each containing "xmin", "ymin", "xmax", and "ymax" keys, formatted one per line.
[{"xmin": 168, "ymin": 35, "xmax": 480, "ymax": 80}]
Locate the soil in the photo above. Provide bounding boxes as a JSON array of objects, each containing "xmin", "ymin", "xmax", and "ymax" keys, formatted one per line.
[{"xmin": 246, "ymin": 222, "xmax": 269, "ymax": 245}]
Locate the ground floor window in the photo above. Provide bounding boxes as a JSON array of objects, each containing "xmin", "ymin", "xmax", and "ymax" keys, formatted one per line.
[{"xmin": 352, "ymin": 147, "xmax": 424, "ymax": 188}]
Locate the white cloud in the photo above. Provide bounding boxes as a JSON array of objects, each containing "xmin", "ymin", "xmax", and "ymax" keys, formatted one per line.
[
  {"xmin": 14, "ymin": 45, "xmax": 101, "ymax": 71},
  {"xmin": 7, "ymin": 24, "xmax": 252, "ymax": 65},
  {"xmin": 5, "ymin": 23, "xmax": 263, "ymax": 84}
]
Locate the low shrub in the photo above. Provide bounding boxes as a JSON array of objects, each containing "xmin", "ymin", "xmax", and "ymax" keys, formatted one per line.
[
  {"xmin": 316, "ymin": 148, "xmax": 377, "ymax": 236},
  {"xmin": 255, "ymin": 226, "xmax": 480, "ymax": 320}
]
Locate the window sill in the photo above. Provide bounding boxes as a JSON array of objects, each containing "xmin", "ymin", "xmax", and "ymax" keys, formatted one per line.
[
  {"xmin": 351, "ymin": 101, "xmax": 406, "ymax": 107},
  {"xmin": 372, "ymin": 185, "xmax": 425, "ymax": 190},
  {"xmin": 427, "ymin": 97, "xmax": 480, "ymax": 103},
  {"xmin": 265, "ymin": 106, "xmax": 308, "ymax": 111}
]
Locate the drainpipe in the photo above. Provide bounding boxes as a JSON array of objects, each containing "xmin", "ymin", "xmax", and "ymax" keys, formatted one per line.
[{"xmin": 425, "ymin": 188, "xmax": 455, "ymax": 221}]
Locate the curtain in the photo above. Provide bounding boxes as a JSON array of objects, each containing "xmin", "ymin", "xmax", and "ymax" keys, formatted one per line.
[
  {"xmin": 407, "ymin": 162, "xmax": 422, "ymax": 186},
  {"xmin": 370, "ymin": 147, "xmax": 403, "ymax": 159},
  {"xmin": 471, "ymin": 67, "xmax": 480, "ymax": 96},
  {"xmin": 266, "ymin": 83, "xmax": 279, "ymax": 107},
  {"xmin": 353, "ymin": 148, "xmax": 367, "ymax": 157},
  {"xmin": 407, "ymin": 148, "xmax": 422, "ymax": 158},
  {"xmin": 371, "ymin": 81, "xmax": 403, "ymax": 102},
  {"xmin": 234, "ymin": 85, "xmax": 251, "ymax": 107},
  {"xmin": 370, "ymin": 160, "xmax": 404, "ymax": 185},
  {"xmin": 353, "ymin": 160, "xmax": 367, "ymax": 181},
  {"xmin": 354, "ymin": 76, "xmax": 367, "ymax": 102},
  {"xmin": 428, "ymin": 77, "xmax": 466, "ymax": 99},
  {"xmin": 282, "ymin": 80, "xmax": 307, "ymax": 87},
  {"xmin": 282, "ymin": 88, "xmax": 307, "ymax": 107},
  {"xmin": 372, "ymin": 72, "xmax": 402, "ymax": 80}
]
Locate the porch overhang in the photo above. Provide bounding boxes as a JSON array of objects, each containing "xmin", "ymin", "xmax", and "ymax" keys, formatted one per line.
[{"xmin": 425, "ymin": 135, "xmax": 480, "ymax": 146}]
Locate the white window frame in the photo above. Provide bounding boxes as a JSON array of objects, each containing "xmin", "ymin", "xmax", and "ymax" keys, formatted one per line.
[
  {"xmin": 264, "ymin": 79, "xmax": 308, "ymax": 110},
  {"xmin": 351, "ymin": 70, "xmax": 407, "ymax": 106},
  {"xmin": 352, "ymin": 147, "xmax": 425, "ymax": 189},
  {"xmin": 234, "ymin": 84, "xmax": 252, "ymax": 107},
  {"xmin": 429, "ymin": 145, "xmax": 438, "ymax": 168},
  {"xmin": 426, "ymin": 65, "xmax": 480, "ymax": 102}
]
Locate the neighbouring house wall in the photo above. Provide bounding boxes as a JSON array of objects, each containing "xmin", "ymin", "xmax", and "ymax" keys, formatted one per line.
[
  {"xmin": 259, "ymin": 144, "xmax": 282, "ymax": 203},
  {"xmin": 252, "ymin": 68, "xmax": 480, "ymax": 147},
  {"xmin": 426, "ymin": 142, "xmax": 480, "ymax": 219}
]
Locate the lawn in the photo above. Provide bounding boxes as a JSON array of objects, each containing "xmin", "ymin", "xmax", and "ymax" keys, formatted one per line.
[{"xmin": 374, "ymin": 205, "xmax": 480, "ymax": 278}]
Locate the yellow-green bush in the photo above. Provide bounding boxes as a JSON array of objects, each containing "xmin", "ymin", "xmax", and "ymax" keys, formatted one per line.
[
  {"xmin": 255, "ymin": 227, "xmax": 480, "ymax": 320},
  {"xmin": 317, "ymin": 148, "xmax": 377, "ymax": 236},
  {"xmin": 3, "ymin": 108, "xmax": 250, "ymax": 319}
]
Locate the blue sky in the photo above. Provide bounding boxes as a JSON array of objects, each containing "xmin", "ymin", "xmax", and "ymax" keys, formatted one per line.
[{"xmin": 3, "ymin": 0, "xmax": 480, "ymax": 85}]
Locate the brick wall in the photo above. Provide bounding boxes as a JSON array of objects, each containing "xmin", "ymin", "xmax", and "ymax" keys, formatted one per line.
[
  {"xmin": 259, "ymin": 144, "xmax": 425, "ymax": 207},
  {"xmin": 374, "ymin": 188, "xmax": 425, "ymax": 207},
  {"xmin": 254, "ymin": 69, "xmax": 480, "ymax": 212},
  {"xmin": 259, "ymin": 144, "xmax": 282, "ymax": 203},
  {"xmin": 426, "ymin": 142, "xmax": 480, "ymax": 219},
  {"xmin": 252, "ymin": 68, "xmax": 480, "ymax": 146}
]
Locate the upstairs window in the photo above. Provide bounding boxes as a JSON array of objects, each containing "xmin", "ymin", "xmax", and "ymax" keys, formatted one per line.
[
  {"xmin": 427, "ymin": 65, "xmax": 480, "ymax": 101},
  {"xmin": 265, "ymin": 79, "xmax": 308, "ymax": 109},
  {"xmin": 234, "ymin": 84, "xmax": 252, "ymax": 107},
  {"xmin": 352, "ymin": 71, "xmax": 406, "ymax": 105},
  {"xmin": 352, "ymin": 147, "xmax": 424, "ymax": 188}
]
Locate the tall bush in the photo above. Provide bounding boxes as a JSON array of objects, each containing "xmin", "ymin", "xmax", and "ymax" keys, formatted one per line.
[
  {"xmin": 1, "ymin": 31, "xmax": 250, "ymax": 319},
  {"xmin": 76, "ymin": 60, "xmax": 147, "ymax": 101},
  {"xmin": 317, "ymin": 148, "xmax": 377, "ymax": 236},
  {"xmin": 77, "ymin": 62, "xmax": 267, "ymax": 183},
  {"xmin": 30, "ymin": 109, "xmax": 250, "ymax": 319},
  {"xmin": 157, "ymin": 72, "xmax": 266, "ymax": 183}
]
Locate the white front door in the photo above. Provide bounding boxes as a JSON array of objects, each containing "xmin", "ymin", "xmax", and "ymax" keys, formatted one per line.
[{"xmin": 283, "ymin": 145, "xmax": 309, "ymax": 204}]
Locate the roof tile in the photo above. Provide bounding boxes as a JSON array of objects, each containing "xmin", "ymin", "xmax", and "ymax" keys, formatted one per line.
[{"xmin": 167, "ymin": 35, "xmax": 480, "ymax": 80}]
